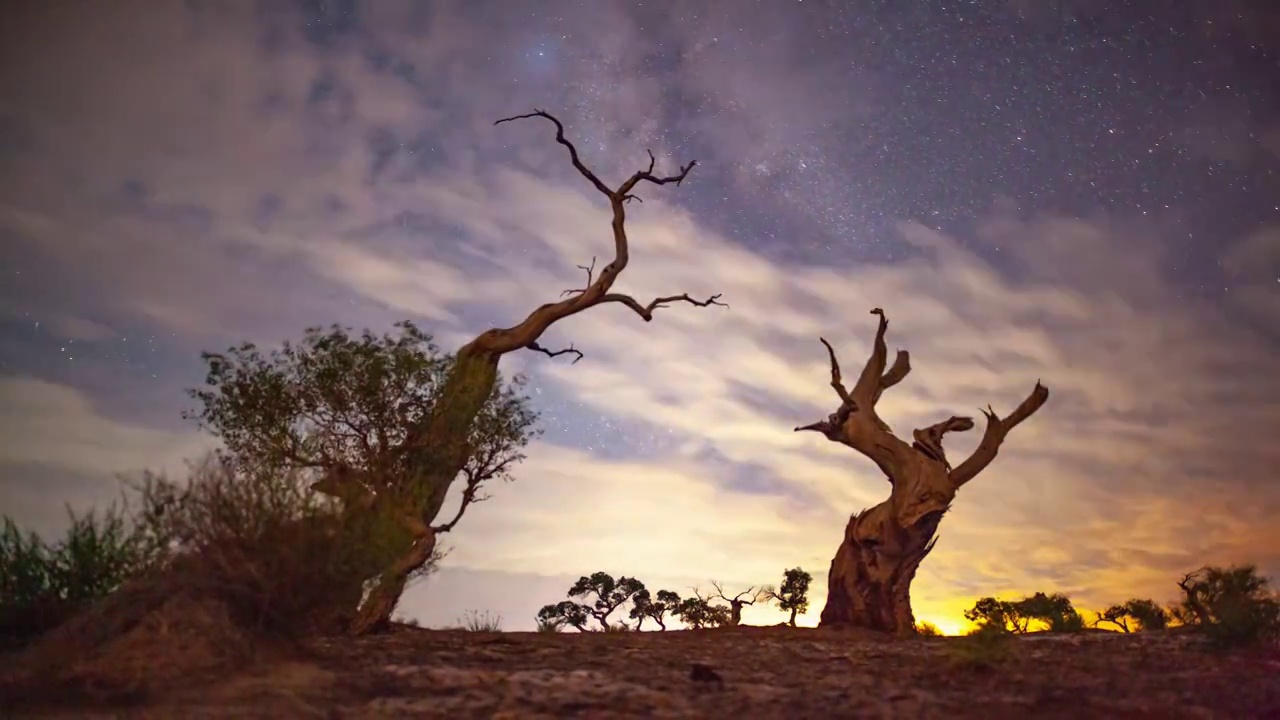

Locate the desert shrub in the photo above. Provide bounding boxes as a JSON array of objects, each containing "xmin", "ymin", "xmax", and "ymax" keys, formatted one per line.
[
  {"xmin": 915, "ymin": 621, "xmax": 942, "ymax": 636},
  {"xmin": 0, "ymin": 506, "xmax": 161, "ymax": 651},
  {"xmin": 2, "ymin": 455, "xmax": 421, "ymax": 705},
  {"xmin": 1177, "ymin": 565, "xmax": 1280, "ymax": 649},
  {"xmin": 1096, "ymin": 598, "xmax": 1170, "ymax": 632},
  {"xmin": 458, "ymin": 609, "xmax": 502, "ymax": 632},
  {"xmin": 949, "ymin": 622, "xmax": 1013, "ymax": 671}
]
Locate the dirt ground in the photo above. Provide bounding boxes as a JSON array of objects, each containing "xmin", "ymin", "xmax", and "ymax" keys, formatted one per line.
[{"xmin": 7, "ymin": 624, "xmax": 1280, "ymax": 719}]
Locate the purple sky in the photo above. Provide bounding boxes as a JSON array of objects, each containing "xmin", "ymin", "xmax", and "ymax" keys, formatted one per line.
[{"xmin": 1, "ymin": 0, "xmax": 1278, "ymax": 634}]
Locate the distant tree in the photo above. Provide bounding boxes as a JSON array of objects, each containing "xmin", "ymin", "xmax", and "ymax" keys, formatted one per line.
[
  {"xmin": 186, "ymin": 322, "xmax": 539, "ymax": 632},
  {"xmin": 1017, "ymin": 592, "xmax": 1085, "ymax": 633},
  {"xmin": 537, "ymin": 600, "xmax": 590, "ymax": 632},
  {"xmin": 1096, "ymin": 598, "xmax": 1169, "ymax": 633},
  {"xmin": 674, "ymin": 590, "xmax": 732, "ymax": 629},
  {"xmin": 765, "ymin": 567, "xmax": 813, "ymax": 627},
  {"xmin": 1175, "ymin": 564, "xmax": 1280, "ymax": 647},
  {"xmin": 709, "ymin": 580, "xmax": 769, "ymax": 627},
  {"xmin": 630, "ymin": 589, "xmax": 681, "ymax": 631},
  {"xmin": 568, "ymin": 572, "xmax": 646, "ymax": 631},
  {"xmin": 964, "ymin": 597, "xmax": 1024, "ymax": 633},
  {"xmin": 915, "ymin": 621, "xmax": 942, "ymax": 636}
]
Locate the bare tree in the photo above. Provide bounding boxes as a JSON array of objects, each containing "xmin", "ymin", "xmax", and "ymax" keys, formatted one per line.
[
  {"xmin": 336, "ymin": 111, "xmax": 726, "ymax": 634},
  {"xmin": 795, "ymin": 309, "xmax": 1049, "ymax": 635},
  {"xmin": 709, "ymin": 581, "xmax": 770, "ymax": 627}
]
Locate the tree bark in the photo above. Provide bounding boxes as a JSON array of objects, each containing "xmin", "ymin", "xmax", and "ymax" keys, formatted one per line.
[
  {"xmin": 788, "ymin": 606, "xmax": 798, "ymax": 627},
  {"xmin": 350, "ymin": 527, "xmax": 439, "ymax": 635},
  {"xmin": 796, "ymin": 309, "xmax": 1049, "ymax": 636}
]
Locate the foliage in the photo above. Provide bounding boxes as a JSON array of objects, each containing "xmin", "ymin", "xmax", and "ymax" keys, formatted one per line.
[
  {"xmin": 915, "ymin": 621, "xmax": 942, "ymax": 636},
  {"xmin": 1096, "ymin": 598, "xmax": 1169, "ymax": 633},
  {"xmin": 456, "ymin": 609, "xmax": 503, "ymax": 632},
  {"xmin": 965, "ymin": 592, "xmax": 1084, "ymax": 634},
  {"xmin": 766, "ymin": 567, "xmax": 812, "ymax": 627},
  {"xmin": 567, "ymin": 572, "xmax": 646, "ymax": 631},
  {"xmin": 537, "ymin": 600, "xmax": 592, "ymax": 632},
  {"xmin": 128, "ymin": 454, "xmax": 420, "ymax": 635},
  {"xmin": 1176, "ymin": 564, "xmax": 1280, "ymax": 648},
  {"xmin": 630, "ymin": 589, "xmax": 681, "ymax": 631},
  {"xmin": 950, "ymin": 622, "xmax": 1014, "ymax": 671},
  {"xmin": 184, "ymin": 321, "xmax": 539, "ymax": 513},
  {"xmin": 673, "ymin": 595, "xmax": 732, "ymax": 629},
  {"xmin": 535, "ymin": 615, "xmax": 566, "ymax": 633},
  {"xmin": 182, "ymin": 322, "xmax": 539, "ymax": 626},
  {"xmin": 0, "ymin": 506, "xmax": 160, "ymax": 650}
]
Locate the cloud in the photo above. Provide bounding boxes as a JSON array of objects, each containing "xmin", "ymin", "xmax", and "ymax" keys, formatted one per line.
[{"xmin": 1, "ymin": 0, "xmax": 1277, "ymax": 634}]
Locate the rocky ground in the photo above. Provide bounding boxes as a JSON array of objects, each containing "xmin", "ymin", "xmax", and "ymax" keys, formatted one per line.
[{"xmin": 7, "ymin": 624, "xmax": 1280, "ymax": 719}]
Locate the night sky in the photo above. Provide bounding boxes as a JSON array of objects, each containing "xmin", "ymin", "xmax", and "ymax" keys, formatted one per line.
[{"xmin": 1, "ymin": 0, "xmax": 1278, "ymax": 634}]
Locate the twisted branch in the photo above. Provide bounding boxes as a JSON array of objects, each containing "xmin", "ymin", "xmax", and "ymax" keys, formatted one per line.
[{"xmin": 948, "ymin": 381, "xmax": 1050, "ymax": 487}]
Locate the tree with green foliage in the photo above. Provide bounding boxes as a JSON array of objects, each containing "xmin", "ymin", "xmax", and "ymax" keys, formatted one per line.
[
  {"xmin": 185, "ymin": 321, "xmax": 539, "ymax": 633},
  {"xmin": 630, "ymin": 589, "xmax": 681, "ymax": 630},
  {"xmin": 673, "ymin": 589, "xmax": 732, "ymax": 629},
  {"xmin": 1095, "ymin": 598, "xmax": 1169, "ymax": 633},
  {"xmin": 766, "ymin": 567, "xmax": 812, "ymax": 627},
  {"xmin": 258, "ymin": 111, "xmax": 726, "ymax": 634},
  {"xmin": 1175, "ymin": 564, "xmax": 1280, "ymax": 647},
  {"xmin": 964, "ymin": 597, "xmax": 1026, "ymax": 633}
]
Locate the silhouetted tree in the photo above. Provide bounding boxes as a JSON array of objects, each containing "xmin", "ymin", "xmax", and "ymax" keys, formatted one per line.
[
  {"xmin": 630, "ymin": 589, "xmax": 680, "ymax": 630},
  {"xmin": 964, "ymin": 597, "xmax": 1026, "ymax": 634},
  {"xmin": 709, "ymin": 580, "xmax": 769, "ymax": 626},
  {"xmin": 1017, "ymin": 592, "xmax": 1085, "ymax": 632},
  {"xmin": 569, "ymin": 572, "xmax": 646, "ymax": 630},
  {"xmin": 1174, "ymin": 564, "xmax": 1280, "ymax": 646},
  {"xmin": 765, "ymin": 567, "xmax": 812, "ymax": 627},
  {"xmin": 185, "ymin": 322, "xmax": 538, "ymax": 633},
  {"xmin": 796, "ymin": 309, "xmax": 1048, "ymax": 634},
  {"xmin": 1096, "ymin": 598, "xmax": 1169, "ymax": 633},
  {"xmin": 674, "ymin": 589, "xmax": 732, "ymax": 629},
  {"xmin": 316, "ymin": 111, "xmax": 726, "ymax": 634},
  {"xmin": 537, "ymin": 600, "xmax": 591, "ymax": 632}
]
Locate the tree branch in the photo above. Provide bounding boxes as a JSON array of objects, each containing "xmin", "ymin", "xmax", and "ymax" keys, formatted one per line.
[
  {"xmin": 949, "ymin": 381, "xmax": 1050, "ymax": 487},
  {"xmin": 560, "ymin": 257, "xmax": 597, "ymax": 298},
  {"xmin": 526, "ymin": 341, "xmax": 584, "ymax": 364},
  {"xmin": 910, "ymin": 415, "xmax": 975, "ymax": 469},
  {"xmin": 432, "ymin": 467, "xmax": 491, "ymax": 534},
  {"xmin": 600, "ymin": 292, "xmax": 727, "ymax": 322},
  {"xmin": 819, "ymin": 337, "xmax": 855, "ymax": 409},
  {"xmin": 466, "ymin": 110, "xmax": 715, "ymax": 359},
  {"xmin": 851, "ymin": 308, "xmax": 891, "ymax": 407}
]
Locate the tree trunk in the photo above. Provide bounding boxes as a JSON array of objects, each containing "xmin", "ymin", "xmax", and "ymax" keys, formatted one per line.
[
  {"xmin": 350, "ymin": 529, "xmax": 439, "ymax": 635},
  {"xmin": 820, "ymin": 499, "xmax": 944, "ymax": 635},
  {"xmin": 795, "ymin": 309, "xmax": 1049, "ymax": 637},
  {"xmin": 788, "ymin": 606, "xmax": 798, "ymax": 627}
]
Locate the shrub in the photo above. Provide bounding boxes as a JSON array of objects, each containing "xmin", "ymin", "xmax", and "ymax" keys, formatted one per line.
[
  {"xmin": 915, "ymin": 621, "xmax": 942, "ymax": 636},
  {"xmin": 1176, "ymin": 565, "xmax": 1280, "ymax": 649},
  {"xmin": 0, "ymin": 505, "xmax": 159, "ymax": 651},
  {"xmin": 456, "ymin": 610, "xmax": 502, "ymax": 632}
]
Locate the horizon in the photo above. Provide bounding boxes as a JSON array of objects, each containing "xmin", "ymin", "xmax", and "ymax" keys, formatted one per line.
[{"xmin": 1, "ymin": 0, "xmax": 1278, "ymax": 636}]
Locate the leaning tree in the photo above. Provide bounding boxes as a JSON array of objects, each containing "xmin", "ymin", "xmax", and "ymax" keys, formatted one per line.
[
  {"xmin": 332, "ymin": 111, "xmax": 725, "ymax": 633},
  {"xmin": 795, "ymin": 308, "xmax": 1049, "ymax": 635}
]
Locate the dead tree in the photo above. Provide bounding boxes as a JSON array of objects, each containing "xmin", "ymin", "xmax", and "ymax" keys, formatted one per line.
[
  {"xmin": 709, "ymin": 581, "xmax": 769, "ymax": 627},
  {"xmin": 795, "ymin": 309, "xmax": 1049, "ymax": 635},
  {"xmin": 336, "ymin": 111, "xmax": 727, "ymax": 634}
]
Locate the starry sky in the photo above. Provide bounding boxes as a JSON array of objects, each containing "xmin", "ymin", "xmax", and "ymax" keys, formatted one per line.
[{"xmin": 1, "ymin": 0, "xmax": 1278, "ymax": 635}]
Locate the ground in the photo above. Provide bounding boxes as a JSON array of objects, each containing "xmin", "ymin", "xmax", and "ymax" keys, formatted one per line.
[{"xmin": 6, "ymin": 624, "xmax": 1280, "ymax": 718}]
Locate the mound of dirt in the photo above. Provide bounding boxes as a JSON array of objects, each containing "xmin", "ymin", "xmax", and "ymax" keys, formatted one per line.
[
  {"xmin": 7, "ymin": 623, "xmax": 1279, "ymax": 718},
  {"xmin": 0, "ymin": 578, "xmax": 296, "ymax": 708}
]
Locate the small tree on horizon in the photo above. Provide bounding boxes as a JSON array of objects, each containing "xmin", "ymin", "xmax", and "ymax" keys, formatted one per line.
[
  {"xmin": 708, "ymin": 580, "xmax": 769, "ymax": 627},
  {"xmin": 630, "ymin": 589, "xmax": 681, "ymax": 630},
  {"xmin": 766, "ymin": 567, "xmax": 812, "ymax": 627},
  {"xmin": 674, "ymin": 589, "xmax": 732, "ymax": 629},
  {"xmin": 1096, "ymin": 598, "xmax": 1169, "ymax": 633}
]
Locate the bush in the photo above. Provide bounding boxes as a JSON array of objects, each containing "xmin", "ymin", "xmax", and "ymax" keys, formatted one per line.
[
  {"xmin": 1177, "ymin": 564, "xmax": 1280, "ymax": 649},
  {"xmin": 457, "ymin": 610, "xmax": 503, "ymax": 632},
  {"xmin": 3, "ymin": 454, "xmax": 419, "ymax": 705},
  {"xmin": 915, "ymin": 621, "xmax": 942, "ymax": 637},
  {"xmin": 0, "ymin": 506, "xmax": 159, "ymax": 651},
  {"xmin": 949, "ymin": 623, "xmax": 1013, "ymax": 671}
]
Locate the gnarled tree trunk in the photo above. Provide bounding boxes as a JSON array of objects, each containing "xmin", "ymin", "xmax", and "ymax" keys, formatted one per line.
[
  {"xmin": 797, "ymin": 309, "xmax": 1049, "ymax": 636},
  {"xmin": 333, "ymin": 111, "xmax": 726, "ymax": 634}
]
